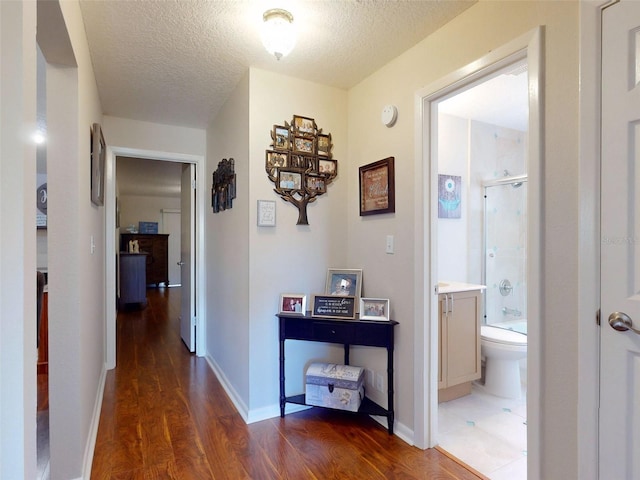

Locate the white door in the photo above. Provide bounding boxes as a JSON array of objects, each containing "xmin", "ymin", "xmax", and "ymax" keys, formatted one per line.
[
  {"xmin": 180, "ymin": 164, "xmax": 195, "ymax": 351},
  {"xmin": 600, "ymin": 1, "xmax": 640, "ymax": 478},
  {"xmin": 162, "ymin": 209, "xmax": 181, "ymax": 286}
]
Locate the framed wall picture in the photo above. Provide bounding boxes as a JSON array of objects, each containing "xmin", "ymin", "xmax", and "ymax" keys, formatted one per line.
[
  {"xmin": 292, "ymin": 115, "xmax": 316, "ymax": 137},
  {"xmin": 257, "ymin": 200, "xmax": 276, "ymax": 227},
  {"xmin": 359, "ymin": 298, "xmax": 391, "ymax": 321},
  {"xmin": 279, "ymin": 294, "xmax": 306, "ymax": 315},
  {"xmin": 359, "ymin": 157, "xmax": 395, "ymax": 216},
  {"xmin": 36, "ymin": 173, "xmax": 47, "ymax": 229},
  {"xmin": 438, "ymin": 174, "xmax": 462, "ymax": 218},
  {"xmin": 293, "ymin": 135, "xmax": 315, "ymax": 155},
  {"xmin": 272, "ymin": 125, "xmax": 290, "ymax": 150},
  {"xmin": 91, "ymin": 123, "xmax": 106, "ymax": 206},
  {"xmin": 278, "ymin": 170, "xmax": 302, "ymax": 190}
]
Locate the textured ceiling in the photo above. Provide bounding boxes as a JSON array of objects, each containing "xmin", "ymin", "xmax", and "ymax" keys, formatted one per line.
[{"xmin": 79, "ymin": 0, "xmax": 476, "ymax": 129}]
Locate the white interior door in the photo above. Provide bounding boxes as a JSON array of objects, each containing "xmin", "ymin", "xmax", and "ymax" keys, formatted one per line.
[
  {"xmin": 600, "ymin": 1, "xmax": 640, "ymax": 478},
  {"xmin": 180, "ymin": 164, "xmax": 195, "ymax": 351},
  {"xmin": 162, "ymin": 209, "xmax": 181, "ymax": 286}
]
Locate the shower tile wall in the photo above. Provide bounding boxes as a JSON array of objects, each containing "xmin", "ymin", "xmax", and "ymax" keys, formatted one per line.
[
  {"xmin": 484, "ymin": 183, "xmax": 527, "ymax": 323},
  {"xmin": 471, "ymin": 120, "xmax": 527, "ymax": 324},
  {"xmin": 438, "ymin": 113, "xmax": 527, "ymax": 314}
]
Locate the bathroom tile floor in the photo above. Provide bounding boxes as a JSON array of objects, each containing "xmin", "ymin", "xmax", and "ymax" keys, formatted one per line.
[{"xmin": 438, "ymin": 383, "xmax": 527, "ymax": 479}]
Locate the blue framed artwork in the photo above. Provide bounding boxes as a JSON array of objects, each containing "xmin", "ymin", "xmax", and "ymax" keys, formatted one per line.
[{"xmin": 438, "ymin": 174, "xmax": 461, "ymax": 219}]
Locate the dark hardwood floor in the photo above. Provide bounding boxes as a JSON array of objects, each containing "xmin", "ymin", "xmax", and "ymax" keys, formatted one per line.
[{"xmin": 91, "ymin": 287, "xmax": 484, "ymax": 479}]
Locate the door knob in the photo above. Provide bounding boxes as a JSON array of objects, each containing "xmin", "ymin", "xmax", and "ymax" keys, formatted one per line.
[
  {"xmin": 177, "ymin": 261, "xmax": 185, "ymax": 266},
  {"xmin": 608, "ymin": 311, "xmax": 640, "ymax": 335}
]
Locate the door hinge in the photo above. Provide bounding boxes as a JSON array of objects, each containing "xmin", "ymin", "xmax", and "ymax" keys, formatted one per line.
[
  {"xmin": 596, "ymin": 309, "xmax": 601, "ymax": 326},
  {"xmin": 192, "ymin": 316, "xmax": 197, "ymax": 326},
  {"xmin": 191, "ymin": 179, "xmax": 197, "ymax": 190}
]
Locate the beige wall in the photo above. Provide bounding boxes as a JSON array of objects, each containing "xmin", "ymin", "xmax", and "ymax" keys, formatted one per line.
[
  {"xmin": 348, "ymin": 0, "xmax": 579, "ymax": 477},
  {"xmin": 206, "ymin": 68, "xmax": 349, "ymax": 419},
  {"xmin": 118, "ymin": 194, "xmax": 181, "ymax": 234},
  {"xmin": 206, "ymin": 71, "xmax": 252, "ymax": 408},
  {"xmin": 247, "ymin": 69, "xmax": 349, "ymax": 415}
]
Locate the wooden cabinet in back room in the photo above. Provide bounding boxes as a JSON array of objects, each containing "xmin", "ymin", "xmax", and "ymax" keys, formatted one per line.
[{"xmin": 120, "ymin": 233, "xmax": 169, "ymax": 286}]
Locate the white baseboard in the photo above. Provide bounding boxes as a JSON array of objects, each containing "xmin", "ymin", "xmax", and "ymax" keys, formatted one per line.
[
  {"xmin": 81, "ymin": 364, "xmax": 108, "ymax": 480},
  {"xmin": 204, "ymin": 355, "xmax": 250, "ymax": 421},
  {"xmin": 202, "ymin": 355, "xmax": 413, "ymax": 445}
]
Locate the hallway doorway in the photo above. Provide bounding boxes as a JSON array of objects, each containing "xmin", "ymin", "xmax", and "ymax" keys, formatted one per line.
[
  {"xmin": 435, "ymin": 61, "xmax": 529, "ymax": 478},
  {"xmin": 105, "ymin": 146, "xmax": 206, "ymax": 368},
  {"xmin": 414, "ymin": 28, "xmax": 543, "ymax": 480}
]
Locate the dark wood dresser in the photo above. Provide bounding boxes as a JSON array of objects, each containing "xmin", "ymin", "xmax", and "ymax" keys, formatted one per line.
[
  {"xmin": 120, "ymin": 233, "xmax": 169, "ymax": 286},
  {"xmin": 119, "ymin": 253, "xmax": 148, "ymax": 308}
]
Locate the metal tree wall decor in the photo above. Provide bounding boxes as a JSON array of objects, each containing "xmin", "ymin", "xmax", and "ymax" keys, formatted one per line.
[
  {"xmin": 265, "ymin": 115, "xmax": 337, "ymax": 225},
  {"xmin": 211, "ymin": 158, "xmax": 236, "ymax": 213}
]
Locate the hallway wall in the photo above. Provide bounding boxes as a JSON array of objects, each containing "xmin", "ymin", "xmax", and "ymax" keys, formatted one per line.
[
  {"xmin": 206, "ymin": 68, "xmax": 349, "ymax": 420},
  {"xmin": 348, "ymin": 1, "xmax": 580, "ymax": 477}
]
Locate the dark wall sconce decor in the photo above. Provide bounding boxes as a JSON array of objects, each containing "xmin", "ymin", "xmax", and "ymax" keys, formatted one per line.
[
  {"xmin": 211, "ymin": 158, "xmax": 236, "ymax": 213},
  {"xmin": 265, "ymin": 115, "xmax": 337, "ymax": 225}
]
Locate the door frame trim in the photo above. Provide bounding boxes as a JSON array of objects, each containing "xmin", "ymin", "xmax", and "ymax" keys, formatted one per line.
[
  {"xmin": 584, "ymin": 1, "xmax": 621, "ymax": 478},
  {"xmin": 413, "ymin": 27, "xmax": 544, "ymax": 479},
  {"xmin": 104, "ymin": 146, "xmax": 207, "ymax": 368}
]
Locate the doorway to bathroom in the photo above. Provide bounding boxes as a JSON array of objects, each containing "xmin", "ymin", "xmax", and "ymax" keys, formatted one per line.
[
  {"xmin": 435, "ymin": 61, "xmax": 529, "ymax": 479},
  {"xmin": 414, "ymin": 28, "xmax": 543, "ymax": 480}
]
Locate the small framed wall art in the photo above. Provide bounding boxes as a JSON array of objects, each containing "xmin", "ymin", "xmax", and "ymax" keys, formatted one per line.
[
  {"xmin": 359, "ymin": 157, "xmax": 395, "ymax": 216},
  {"xmin": 91, "ymin": 123, "xmax": 106, "ymax": 206},
  {"xmin": 257, "ymin": 200, "xmax": 276, "ymax": 227}
]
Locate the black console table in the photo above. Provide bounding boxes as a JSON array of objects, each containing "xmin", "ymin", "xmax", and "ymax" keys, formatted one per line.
[{"xmin": 277, "ymin": 312, "xmax": 398, "ymax": 434}]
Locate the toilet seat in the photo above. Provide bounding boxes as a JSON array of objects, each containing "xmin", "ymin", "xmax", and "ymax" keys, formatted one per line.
[{"xmin": 481, "ymin": 325, "xmax": 527, "ymax": 346}]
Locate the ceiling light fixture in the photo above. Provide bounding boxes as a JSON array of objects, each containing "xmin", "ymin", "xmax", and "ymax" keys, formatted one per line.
[{"xmin": 261, "ymin": 8, "xmax": 296, "ymax": 61}]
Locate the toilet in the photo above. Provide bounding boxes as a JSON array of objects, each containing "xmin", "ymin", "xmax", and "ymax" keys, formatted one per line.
[{"xmin": 480, "ymin": 324, "xmax": 527, "ymax": 399}]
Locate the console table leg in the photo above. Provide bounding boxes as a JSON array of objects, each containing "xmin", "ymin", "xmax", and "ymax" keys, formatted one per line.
[
  {"xmin": 279, "ymin": 336, "xmax": 286, "ymax": 417},
  {"xmin": 387, "ymin": 345, "xmax": 394, "ymax": 435}
]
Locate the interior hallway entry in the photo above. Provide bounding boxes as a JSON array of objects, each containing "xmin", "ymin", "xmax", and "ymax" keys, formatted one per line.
[{"xmin": 91, "ymin": 287, "xmax": 485, "ymax": 479}]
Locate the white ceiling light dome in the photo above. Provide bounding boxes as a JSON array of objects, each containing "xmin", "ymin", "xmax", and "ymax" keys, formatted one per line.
[{"xmin": 261, "ymin": 8, "xmax": 296, "ymax": 61}]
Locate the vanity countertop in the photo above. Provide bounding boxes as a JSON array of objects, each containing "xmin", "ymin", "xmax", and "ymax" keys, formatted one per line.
[{"xmin": 437, "ymin": 281, "xmax": 486, "ymax": 294}]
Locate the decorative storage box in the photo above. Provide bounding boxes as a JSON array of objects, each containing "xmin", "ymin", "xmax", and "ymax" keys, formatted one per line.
[
  {"xmin": 305, "ymin": 363, "xmax": 365, "ymax": 412},
  {"xmin": 138, "ymin": 221, "xmax": 158, "ymax": 234}
]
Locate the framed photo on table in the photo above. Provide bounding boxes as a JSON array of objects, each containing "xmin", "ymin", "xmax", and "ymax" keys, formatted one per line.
[
  {"xmin": 359, "ymin": 157, "xmax": 395, "ymax": 216},
  {"xmin": 279, "ymin": 294, "xmax": 306, "ymax": 315},
  {"xmin": 325, "ymin": 269, "xmax": 362, "ymax": 299},
  {"xmin": 359, "ymin": 298, "xmax": 390, "ymax": 321}
]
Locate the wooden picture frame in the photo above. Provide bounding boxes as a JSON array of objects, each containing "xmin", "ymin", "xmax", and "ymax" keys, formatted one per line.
[
  {"xmin": 311, "ymin": 295, "xmax": 357, "ymax": 319},
  {"xmin": 359, "ymin": 157, "xmax": 395, "ymax": 216},
  {"xmin": 317, "ymin": 133, "xmax": 332, "ymax": 157},
  {"xmin": 279, "ymin": 293, "xmax": 306, "ymax": 315},
  {"xmin": 293, "ymin": 135, "xmax": 315, "ymax": 155},
  {"xmin": 292, "ymin": 115, "xmax": 316, "ymax": 137},
  {"xmin": 305, "ymin": 174, "xmax": 326, "ymax": 193},
  {"xmin": 318, "ymin": 158, "xmax": 337, "ymax": 176},
  {"xmin": 266, "ymin": 150, "xmax": 288, "ymax": 169},
  {"xmin": 325, "ymin": 269, "xmax": 363, "ymax": 299},
  {"xmin": 272, "ymin": 125, "xmax": 290, "ymax": 150},
  {"xmin": 278, "ymin": 170, "xmax": 302, "ymax": 191},
  {"xmin": 359, "ymin": 298, "xmax": 391, "ymax": 321},
  {"xmin": 91, "ymin": 123, "xmax": 106, "ymax": 206}
]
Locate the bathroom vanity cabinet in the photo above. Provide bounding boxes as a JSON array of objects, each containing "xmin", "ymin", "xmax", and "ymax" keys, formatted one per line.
[{"xmin": 437, "ymin": 283, "xmax": 484, "ymax": 402}]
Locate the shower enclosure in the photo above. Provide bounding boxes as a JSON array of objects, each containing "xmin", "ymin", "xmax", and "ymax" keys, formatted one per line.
[{"xmin": 483, "ymin": 174, "xmax": 528, "ymax": 334}]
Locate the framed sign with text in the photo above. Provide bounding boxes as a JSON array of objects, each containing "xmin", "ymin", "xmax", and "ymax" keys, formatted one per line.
[{"xmin": 311, "ymin": 295, "xmax": 356, "ymax": 319}]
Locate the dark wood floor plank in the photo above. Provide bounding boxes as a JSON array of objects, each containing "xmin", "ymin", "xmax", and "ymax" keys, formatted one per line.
[{"xmin": 91, "ymin": 287, "xmax": 482, "ymax": 480}]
